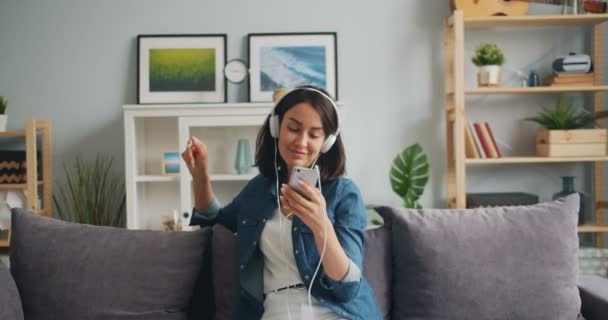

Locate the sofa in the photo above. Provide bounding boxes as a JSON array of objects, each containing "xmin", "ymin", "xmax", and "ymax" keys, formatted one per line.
[{"xmin": 1, "ymin": 194, "xmax": 608, "ymax": 320}]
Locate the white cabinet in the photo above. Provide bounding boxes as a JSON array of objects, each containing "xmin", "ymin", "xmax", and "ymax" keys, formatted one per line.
[{"xmin": 123, "ymin": 103, "xmax": 273, "ymax": 230}]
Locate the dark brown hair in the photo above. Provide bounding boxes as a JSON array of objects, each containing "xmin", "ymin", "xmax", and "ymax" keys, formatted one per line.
[{"xmin": 254, "ymin": 86, "xmax": 345, "ymax": 183}]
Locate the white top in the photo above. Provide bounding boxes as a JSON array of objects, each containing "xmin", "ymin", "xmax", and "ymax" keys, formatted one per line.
[{"xmin": 260, "ymin": 209, "xmax": 304, "ymax": 294}]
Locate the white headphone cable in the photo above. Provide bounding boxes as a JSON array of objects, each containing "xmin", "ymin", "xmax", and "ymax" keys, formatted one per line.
[
  {"xmin": 310, "ymin": 152, "xmax": 321, "ymax": 170},
  {"xmin": 274, "ymin": 138, "xmax": 294, "ymax": 320},
  {"xmin": 306, "ymin": 165, "xmax": 326, "ymax": 315}
]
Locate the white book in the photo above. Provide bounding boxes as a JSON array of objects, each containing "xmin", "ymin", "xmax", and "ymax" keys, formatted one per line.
[{"xmin": 469, "ymin": 121, "xmax": 486, "ymax": 158}]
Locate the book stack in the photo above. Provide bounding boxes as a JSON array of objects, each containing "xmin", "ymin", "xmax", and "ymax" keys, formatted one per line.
[
  {"xmin": 464, "ymin": 122, "xmax": 502, "ymax": 159},
  {"xmin": 544, "ymin": 72, "xmax": 594, "ymax": 87}
]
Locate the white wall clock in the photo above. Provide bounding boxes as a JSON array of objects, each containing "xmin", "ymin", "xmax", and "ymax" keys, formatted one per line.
[{"xmin": 224, "ymin": 59, "xmax": 248, "ymax": 84}]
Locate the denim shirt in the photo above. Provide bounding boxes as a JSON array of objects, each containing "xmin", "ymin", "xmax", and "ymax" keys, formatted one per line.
[{"xmin": 190, "ymin": 174, "xmax": 381, "ymax": 320}]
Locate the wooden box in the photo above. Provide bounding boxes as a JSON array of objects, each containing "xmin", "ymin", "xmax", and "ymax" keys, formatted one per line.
[{"xmin": 536, "ymin": 129, "xmax": 608, "ymax": 157}]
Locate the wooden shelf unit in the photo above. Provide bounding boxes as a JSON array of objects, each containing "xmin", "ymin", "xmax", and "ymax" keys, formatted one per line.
[
  {"xmin": 0, "ymin": 119, "xmax": 52, "ymax": 248},
  {"xmin": 445, "ymin": 11, "xmax": 608, "ymax": 246}
]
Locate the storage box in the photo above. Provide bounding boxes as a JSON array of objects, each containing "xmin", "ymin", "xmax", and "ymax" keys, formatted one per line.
[
  {"xmin": 0, "ymin": 150, "xmax": 42, "ymax": 183},
  {"xmin": 466, "ymin": 192, "xmax": 539, "ymax": 209},
  {"xmin": 536, "ymin": 129, "xmax": 607, "ymax": 157},
  {"xmin": 0, "ymin": 151, "xmax": 26, "ymax": 183}
]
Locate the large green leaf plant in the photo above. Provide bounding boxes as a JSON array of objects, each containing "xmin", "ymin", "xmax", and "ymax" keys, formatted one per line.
[{"xmin": 390, "ymin": 143, "xmax": 430, "ymax": 209}]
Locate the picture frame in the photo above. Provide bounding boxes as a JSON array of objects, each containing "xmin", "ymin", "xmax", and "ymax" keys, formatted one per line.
[
  {"xmin": 247, "ymin": 32, "xmax": 337, "ymax": 102},
  {"xmin": 137, "ymin": 34, "xmax": 227, "ymax": 104},
  {"xmin": 161, "ymin": 151, "xmax": 181, "ymax": 176}
]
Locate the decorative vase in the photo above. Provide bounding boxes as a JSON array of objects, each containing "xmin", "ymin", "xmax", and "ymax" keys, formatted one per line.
[
  {"xmin": 0, "ymin": 115, "xmax": 7, "ymax": 132},
  {"xmin": 527, "ymin": 70, "xmax": 540, "ymax": 87},
  {"xmin": 235, "ymin": 138, "xmax": 252, "ymax": 175},
  {"xmin": 477, "ymin": 65, "xmax": 501, "ymax": 87},
  {"xmin": 552, "ymin": 176, "xmax": 586, "ymax": 225}
]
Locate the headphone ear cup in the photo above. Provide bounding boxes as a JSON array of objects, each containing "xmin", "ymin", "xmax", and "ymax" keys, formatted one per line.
[
  {"xmin": 269, "ymin": 114, "xmax": 278, "ymax": 138},
  {"xmin": 320, "ymin": 134, "xmax": 337, "ymax": 153}
]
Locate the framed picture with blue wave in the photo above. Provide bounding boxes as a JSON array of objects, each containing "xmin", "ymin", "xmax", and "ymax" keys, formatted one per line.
[
  {"xmin": 137, "ymin": 34, "xmax": 227, "ymax": 104},
  {"xmin": 161, "ymin": 152, "xmax": 180, "ymax": 176},
  {"xmin": 247, "ymin": 32, "xmax": 338, "ymax": 102}
]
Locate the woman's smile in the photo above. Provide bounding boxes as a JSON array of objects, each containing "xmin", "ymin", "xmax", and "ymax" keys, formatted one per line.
[{"xmin": 290, "ymin": 148, "xmax": 307, "ymax": 159}]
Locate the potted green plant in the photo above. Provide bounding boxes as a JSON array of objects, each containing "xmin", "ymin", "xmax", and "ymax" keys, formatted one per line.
[
  {"xmin": 390, "ymin": 143, "xmax": 430, "ymax": 209},
  {"xmin": 472, "ymin": 43, "xmax": 505, "ymax": 87},
  {"xmin": 365, "ymin": 144, "xmax": 430, "ymax": 226},
  {"xmin": 0, "ymin": 96, "xmax": 7, "ymax": 132},
  {"xmin": 53, "ymin": 154, "xmax": 126, "ymax": 226},
  {"xmin": 525, "ymin": 96, "xmax": 605, "ymax": 157},
  {"xmin": 0, "ymin": 224, "xmax": 8, "ymax": 243}
]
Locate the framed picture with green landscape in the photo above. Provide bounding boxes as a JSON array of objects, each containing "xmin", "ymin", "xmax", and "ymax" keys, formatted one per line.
[{"xmin": 137, "ymin": 34, "xmax": 227, "ymax": 104}]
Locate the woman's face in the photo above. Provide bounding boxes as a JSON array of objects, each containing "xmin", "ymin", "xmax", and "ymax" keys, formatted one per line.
[{"xmin": 278, "ymin": 102, "xmax": 326, "ymax": 176}]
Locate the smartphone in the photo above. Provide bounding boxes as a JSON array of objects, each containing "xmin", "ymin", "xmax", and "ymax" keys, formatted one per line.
[{"xmin": 288, "ymin": 166, "xmax": 320, "ymax": 197}]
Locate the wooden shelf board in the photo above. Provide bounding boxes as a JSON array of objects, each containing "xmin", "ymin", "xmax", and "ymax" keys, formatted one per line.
[
  {"xmin": 466, "ymin": 156, "xmax": 608, "ymax": 164},
  {"xmin": 0, "ymin": 239, "xmax": 9, "ymax": 248},
  {"xmin": 0, "ymin": 180, "xmax": 46, "ymax": 190},
  {"xmin": 462, "ymin": 14, "xmax": 608, "ymax": 28},
  {"xmin": 466, "ymin": 85, "xmax": 608, "ymax": 95},
  {"xmin": 0, "ymin": 183, "xmax": 27, "ymax": 190},
  {"xmin": 578, "ymin": 225, "xmax": 608, "ymax": 233},
  {"xmin": 0, "ymin": 131, "xmax": 25, "ymax": 137}
]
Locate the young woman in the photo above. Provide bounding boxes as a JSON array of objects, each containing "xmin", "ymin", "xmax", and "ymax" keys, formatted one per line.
[{"xmin": 182, "ymin": 86, "xmax": 381, "ymax": 320}]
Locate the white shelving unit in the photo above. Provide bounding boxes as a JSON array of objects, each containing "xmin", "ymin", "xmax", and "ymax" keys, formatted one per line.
[{"xmin": 123, "ymin": 103, "xmax": 273, "ymax": 230}]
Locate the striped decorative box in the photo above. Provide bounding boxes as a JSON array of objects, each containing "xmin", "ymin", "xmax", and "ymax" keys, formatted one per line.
[
  {"xmin": 0, "ymin": 150, "xmax": 42, "ymax": 184},
  {"xmin": 0, "ymin": 151, "xmax": 26, "ymax": 183}
]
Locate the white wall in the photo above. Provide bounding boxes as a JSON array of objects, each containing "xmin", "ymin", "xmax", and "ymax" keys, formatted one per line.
[{"xmin": 0, "ymin": 1, "xmax": 603, "ymax": 212}]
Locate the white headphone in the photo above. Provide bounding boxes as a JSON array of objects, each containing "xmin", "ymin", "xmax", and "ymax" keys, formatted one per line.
[{"xmin": 268, "ymin": 87, "xmax": 341, "ymax": 154}]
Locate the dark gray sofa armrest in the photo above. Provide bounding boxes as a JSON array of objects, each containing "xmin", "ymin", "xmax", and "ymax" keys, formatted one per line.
[
  {"xmin": 579, "ymin": 274, "xmax": 608, "ymax": 320},
  {"xmin": 0, "ymin": 261, "xmax": 24, "ymax": 320}
]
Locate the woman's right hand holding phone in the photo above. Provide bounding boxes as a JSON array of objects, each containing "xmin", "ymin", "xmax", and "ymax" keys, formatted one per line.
[{"xmin": 181, "ymin": 136, "xmax": 209, "ymax": 179}]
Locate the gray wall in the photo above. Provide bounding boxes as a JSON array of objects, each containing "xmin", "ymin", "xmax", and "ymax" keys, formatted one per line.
[{"xmin": 0, "ymin": 0, "xmax": 603, "ymax": 213}]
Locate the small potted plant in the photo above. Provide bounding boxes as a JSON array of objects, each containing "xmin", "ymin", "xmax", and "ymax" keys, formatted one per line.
[
  {"xmin": 0, "ymin": 96, "xmax": 7, "ymax": 132},
  {"xmin": 525, "ymin": 97, "xmax": 605, "ymax": 157},
  {"xmin": 0, "ymin": 224, "xmax": 9, "ymax": 243},
  {"xmin": 472, "ymin": 43, "xmax": 505, "ymax": 87}
]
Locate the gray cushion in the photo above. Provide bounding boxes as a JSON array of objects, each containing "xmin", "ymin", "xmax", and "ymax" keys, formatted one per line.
[
  {"xmin": 375, "ymin": 194, "xmax": 581, "ymax": 320},
  {"xmin": 211, "ymin": 224, "xmax": 238, "ymax": 320},
  {"xmin": 0, "ymin": 261, "xmax": 23, "ymax": 320},
  {"xmin": 362, "ymin": 226, "xmax": 391, "ymax": 320},
  {"xmin": 9, "ymin": 208, "xmax": 211, "ymax": 320}
]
